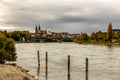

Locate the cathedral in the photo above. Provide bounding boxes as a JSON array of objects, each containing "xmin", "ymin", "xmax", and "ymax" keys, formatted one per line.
[{"xmin": 35, "ymin": 25, "xmax": 47, "ymax": 36}]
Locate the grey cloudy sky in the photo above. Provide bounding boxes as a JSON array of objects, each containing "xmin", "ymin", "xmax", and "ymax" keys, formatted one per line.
[{"xmin": 0, "ymin": 0, "xmax": 120, "ymax": 33}]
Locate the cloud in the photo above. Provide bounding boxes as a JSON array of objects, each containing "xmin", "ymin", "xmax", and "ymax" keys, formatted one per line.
[{"xmin": 0, "ymin": 0, "xmax": 120, "ymax": 33}]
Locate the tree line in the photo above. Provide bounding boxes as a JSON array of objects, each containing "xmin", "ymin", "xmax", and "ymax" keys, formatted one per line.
[
  {"xmin": 1, "ymin": 31, "xmax": 30, "ymax": 41},
  {"xmin": 75, "ymin": 23, "xmax": 120, "ymax": 44}
]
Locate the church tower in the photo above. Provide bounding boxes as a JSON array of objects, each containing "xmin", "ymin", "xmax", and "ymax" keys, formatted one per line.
[
  {"xmin": 39, "ymin": 24, "xmax": 41, "ymax": 31},
  {"xmin": 35, "ymin": 24, "xmax": 38, "ymax": 34}
]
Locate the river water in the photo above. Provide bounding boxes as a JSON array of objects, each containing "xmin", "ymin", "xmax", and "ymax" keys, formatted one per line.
[{"xmin": 16, "ymin": 43, "xmax": 120, "ymax": 80}]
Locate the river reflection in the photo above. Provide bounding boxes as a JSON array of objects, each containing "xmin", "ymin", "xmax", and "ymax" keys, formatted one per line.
[{"xmin": 16, "ymin": 43, "xmax": 120, "ymax": 80}]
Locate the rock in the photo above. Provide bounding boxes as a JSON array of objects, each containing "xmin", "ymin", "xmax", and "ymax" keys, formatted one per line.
[{"xmin": 23, "ymin": 76, "xmax": 30, "ymax": 80}]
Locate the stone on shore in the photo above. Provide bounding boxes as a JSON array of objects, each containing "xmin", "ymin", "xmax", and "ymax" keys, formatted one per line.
[{"xmin": 0, "ymin": 64, "xmax": 38, "ymax": 80}]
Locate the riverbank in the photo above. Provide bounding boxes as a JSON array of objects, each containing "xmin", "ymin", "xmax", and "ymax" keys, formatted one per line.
[
  {"xmin": 75, "ymin": 40, "xmax": 120, "ymax": 46},
  {"xmin": 0, "ymin": 64, "xmax": 38, "ymax": 80}
]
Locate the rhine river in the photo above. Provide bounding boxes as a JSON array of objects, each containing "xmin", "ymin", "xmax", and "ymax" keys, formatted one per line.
[{"xmin": 16, "ymin": 43, "xmax": 120, "ymax": 80}]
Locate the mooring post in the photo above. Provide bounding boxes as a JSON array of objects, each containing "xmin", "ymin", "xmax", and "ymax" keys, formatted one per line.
[
  {"xmin": 86, "ymin": 58, "xmax": 88, "ymax": 80},
  {"xmin": 37, "ymin": 51, "xmax": 40, "ymax": 75},
  {"xmin": 37, "ymin": 51, "xmax": 40, "ymax": 66},
  {"xmin": 37, "ymin": 64, "xmax": 40, "ymax": 76},
  {"xmin": 45, "ymin": 51, "xmax": 48, "ymax": 76},
  {"xmin": 68, "ymin": 55, "xmax": 70, "ymax": 80}
]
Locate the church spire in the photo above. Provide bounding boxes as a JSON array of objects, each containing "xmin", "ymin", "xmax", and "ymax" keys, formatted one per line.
[
  {"xmin": 35, "ymin": 24, "xmax": 38, "ymax": 34},
  {"xmin": 39, "ymin": 24, "xmax": 41, "ymax": 31}
]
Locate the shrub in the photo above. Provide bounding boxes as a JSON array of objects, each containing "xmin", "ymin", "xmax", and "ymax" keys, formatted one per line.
[{"xmin": 0, "ymin": 33, "xmax": 17, "ymax": 63}]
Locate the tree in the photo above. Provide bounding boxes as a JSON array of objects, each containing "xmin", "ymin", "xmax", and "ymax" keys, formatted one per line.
[
  {"xmin": 82, "ymin": 33, "xmax": 89, "ymax": 41},
  {"xmin": 0, "ymin": 33, "xmax": 17, "ymax": 63},
  {"xmin": 107, "ymin": 23, "xmax": 113, "ymax": 42},
  {"xmin": 74, "ymin": 36, "xmax": 81, "ymax": 43},
  {"xmin": 11, "ymin": 31, "xmax": 22, "ymax": 41},
  {"xmin": 90, "ymin": 32, "xmax": 96, "ymax": 40}
]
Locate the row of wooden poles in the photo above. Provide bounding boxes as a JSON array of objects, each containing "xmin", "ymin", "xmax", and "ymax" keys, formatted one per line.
[{"xmin": 37, "ymin": 51, "xmax": 89, "ymax": 80}]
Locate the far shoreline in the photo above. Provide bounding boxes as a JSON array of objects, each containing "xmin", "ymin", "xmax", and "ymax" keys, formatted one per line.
[{"xmin": 15, "ymin": 41, "xmax": 120, "ymax": 47}]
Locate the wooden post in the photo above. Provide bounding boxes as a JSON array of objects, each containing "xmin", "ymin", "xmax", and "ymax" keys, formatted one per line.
[
  {"xmin": 37, "ymin": 51, "xmax": 40, "ymax": 75},
  {"xmin": 86, "ymin": 58, "xmax": 88, "ymax": 80},
  {"xmin": 37, "ymin": 51, "xmax": 40, "ymax": 66},
  {"xmin": 45, "ymin": 51, "xmax": 48, "ymax": 76},
  {"xmin": 68, "ymin": 55, "xmax": 70, "ymax": 80},
  {"xmin": 37, "ymin": 64, "xmax": 40, "ymax": 76}
]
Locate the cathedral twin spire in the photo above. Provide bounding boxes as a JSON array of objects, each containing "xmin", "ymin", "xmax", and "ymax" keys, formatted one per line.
[{"xmin": 35, "ymin": 24, "xmax": 41, "ymax": 34}]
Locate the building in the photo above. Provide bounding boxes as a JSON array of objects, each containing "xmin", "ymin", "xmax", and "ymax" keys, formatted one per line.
[
  {"xmin": 113, "ymin": 29, "xmax": 120, "ymax": 33},
  {"xmin": 23, "ymin": 31, "xmax": 30, "ymax": 36},
  {"xmin": 35, "ymin": 25, "xmax": 47, "ymax": 37},
  {"xmin": 72, "ymin": 34, "xmax": 80, "ymax": 38},
  {"xmin": 112, "ymin": 29, "xmax": 120, "ymax": 38}
]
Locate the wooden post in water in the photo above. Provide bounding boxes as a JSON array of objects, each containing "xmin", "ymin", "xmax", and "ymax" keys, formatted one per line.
[
  {"xmin": 37, "ymin": 51, "xmax": 40, "ymax": 75},
  {"xmin": 68, "ymin": 55, "xmax": 70, "ymax": 80},
  {"xmin": 45, "ymin": 51, "xmax": 48, "ymax": 76},
  {"xmin": 37, "ymin": 51, "xmax": 40, "ymax": 66},
  {"xmin": 86, "ymin": 58, "xmax": 88, "ymax": 80}
]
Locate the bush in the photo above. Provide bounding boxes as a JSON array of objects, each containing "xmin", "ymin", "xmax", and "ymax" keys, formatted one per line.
[{"xmin": 0, "ymin": 33, "xmax": 17, "ymax": 63}]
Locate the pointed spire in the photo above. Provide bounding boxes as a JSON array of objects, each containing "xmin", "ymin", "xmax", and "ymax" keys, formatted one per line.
[
  {"xmin": 35, "ymin": 24, "xmax": 38, "ymax": 34},
  {"xmin": 39, "ymin": 24, "xmax": 41, "ymax": 31}
]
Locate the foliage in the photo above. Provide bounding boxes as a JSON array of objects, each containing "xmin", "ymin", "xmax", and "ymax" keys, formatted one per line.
[
  {"xmin": 74, "ymin": 23, "xmax": 120, "ymax": 45},
  {"xmin": 74, "ymin": 31, "xmax": 107, "ymax": 44},
  {"xmin": 81, "ymin": 33, "xmax": 89, "ymax": 41},
  {"xmin": 1, "ymin": 31, "xmax": 30, "ymax": 41},
  {"xmin": 74, "ymin": 33, "xmax": 89, "ymax": 44},
  {"xmin": 11, "ymin": 31, "xmax": 23, "ymax": 41},
  {"xmin": 0, "ymin": 33, "xmax": 17, "ymax": 63}
]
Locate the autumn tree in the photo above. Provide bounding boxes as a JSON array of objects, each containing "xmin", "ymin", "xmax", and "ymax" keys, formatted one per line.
[
  {"xmin": 90, "ymin": 32, "xmax": 96, "ymax": 40},
  {"xmin": 107, "ymin": 23, "xmax": 113, "ymax": 42}
]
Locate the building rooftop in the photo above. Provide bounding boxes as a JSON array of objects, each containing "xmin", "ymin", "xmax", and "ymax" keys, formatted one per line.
[{"xmin": 112, "ymin": 29, "xmax": 120, "ymax": 31}]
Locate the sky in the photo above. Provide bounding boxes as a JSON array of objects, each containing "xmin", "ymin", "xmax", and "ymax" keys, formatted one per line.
[{"xmin": 0, "ymin": 0, "xmax": 120, "ymax": 34}]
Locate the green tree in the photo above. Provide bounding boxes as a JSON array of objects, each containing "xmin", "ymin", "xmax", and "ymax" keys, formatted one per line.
[
  {"xmin": 0, "ymin": 33, "xmax": 17, "ymax": 63},
  {"xmin": 107, "ymin": 23, "xmax": 113, "ymax": 42},
  {"xmin": 11, "ymin": 31, "xmax": 22, "ymax": 41},
  {"xmin": 82, "ymin": 33, "xmax": 88, "ymax": 41}
]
